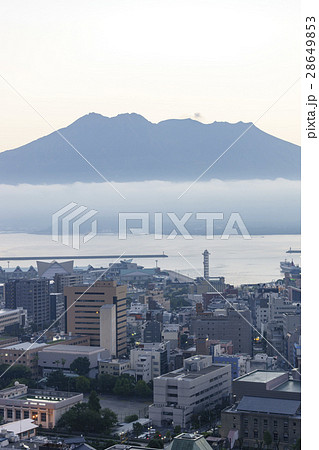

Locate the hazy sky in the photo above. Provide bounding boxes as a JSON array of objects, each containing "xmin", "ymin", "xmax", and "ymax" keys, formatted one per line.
[{"xmin": 0, "ymin": 0, "xmax": 300, "ymax": 152}]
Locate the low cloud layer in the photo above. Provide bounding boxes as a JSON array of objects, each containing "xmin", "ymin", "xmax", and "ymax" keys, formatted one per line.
[{"xmin": 0, "ymin": 179, "xmax": 300, "ymax": 235}]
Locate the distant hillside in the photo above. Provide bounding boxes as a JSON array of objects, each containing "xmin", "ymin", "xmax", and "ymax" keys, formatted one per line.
[{"xmin": 0, "ymin": 113, "xmax": 300, "ymax": 184}]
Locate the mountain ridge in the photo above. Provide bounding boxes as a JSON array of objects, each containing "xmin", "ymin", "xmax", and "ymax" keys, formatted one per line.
[{"xmin": 0, "ymin": 113, "xmax": 300, "ymax": 185}]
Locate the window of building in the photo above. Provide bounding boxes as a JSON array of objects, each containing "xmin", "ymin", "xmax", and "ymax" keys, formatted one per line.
[
  {"xmin": 254, "ymin": 430, "xmax": 258, "ymax": 439},
  {"xmin": 15, "ymin": 410, "xmax": 21, "ymax": 420},
  {"xmin": 284, "ymin": 433, "xmax": 289, "ymax": 442},
  {"xmin": 274, "ymin": 432, "xmax": 278, "ymax": 441},
  {"xmin": 24, "ymin": 411, "xmax": 29, "ymax": 419},
  {"xmin": 274, "ymin": 420, "xmax": 278, "ymax": 428},
  {"xmin": 41, "ymin": 413, "xmax": 46, "ymax": 422},
  {"xmin": 7, "ymin": 409, "xmax": 13, "ymax": 418}
]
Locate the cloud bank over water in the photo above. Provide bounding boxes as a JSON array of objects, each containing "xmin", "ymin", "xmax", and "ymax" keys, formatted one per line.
[{"xmin": 0, "ymin": 179, "xmax": 300, "ymax": 235}]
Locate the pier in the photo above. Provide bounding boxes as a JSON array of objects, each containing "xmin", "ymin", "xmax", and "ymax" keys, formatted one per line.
[{"xmin": 0, "ymin": 254, "xmax": 168, "ymax": 262}]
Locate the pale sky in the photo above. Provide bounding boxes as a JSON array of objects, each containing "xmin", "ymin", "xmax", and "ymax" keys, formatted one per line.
[{"xmin": 0, "ymin": 0, "xmax": 300, "ymax": 152}]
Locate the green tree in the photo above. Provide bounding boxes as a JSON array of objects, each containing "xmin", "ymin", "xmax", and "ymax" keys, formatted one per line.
[
  {"xmin": 88, "ymin": 390, "xmax": 101, "ymax": 412},
  {"xmin": 47, "ymin": 369, "xmax": 68, "ymax": 390},
  {"xmin": 113, "ymin": 375, "xmax": 136, "ymax": 397},
  {"xmin": 173, "ymin": 425, "xmax": 181, "ymax": 435},
  {"xmin": 147, "ymin": 439, "xmax": 163, "ymax": 448},
  {"xmin": 75, "ymin": 375, "xmax": 91, "ymax": 393},
  {"xmin": 134, "ymin": 379, "xmax": 152, "ymax": 398},
  {"xmin": 263, "ymin": 431, "xmax": 272, "ymax": 448},
  {"xmin": 5, "ymin": 365, "xmax": 33, "ymax": 380},
  {"xmin": 98, "ymin": 373, "xmax": 116, "ymax": 393},
  {"xmin": 133, "ymin": 421, "xmax": 144, "ymax": 437},
  {"xmin": 70, "ymin": 356, "xmax": 90, "ymax": 376},
  {"xmin": 57, "ymin": 403, "xmax": 104, "ymax": 433},
  {"xmin": 101, "ymin": 408, "xmax": 118, "ymax": 432},
  {"xmin": 124, "ymin": 414, "xmax": 138, "ymax": 423}
]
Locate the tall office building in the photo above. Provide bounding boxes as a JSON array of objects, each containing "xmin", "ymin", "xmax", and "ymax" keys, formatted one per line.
[
  {"xmin": 64, "ymin": 280, "xmax": 127, "ymax": 356},
  {"xmin": 4, "ymin": 280, "xmax": 17, "ymax": 309},
  {"xmin": 5, "ymin": 279, "xmax": 50, "ymax": 329}
]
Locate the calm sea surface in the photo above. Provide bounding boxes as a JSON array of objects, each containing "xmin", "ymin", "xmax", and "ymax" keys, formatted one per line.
[{"xmin": 0, "ymin": 233, "xmax": 300, "ymax": 286}]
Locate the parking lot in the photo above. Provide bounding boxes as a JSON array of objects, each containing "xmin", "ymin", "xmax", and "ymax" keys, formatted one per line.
[{"xmin": 84, "ymin": 394, "xmax": 152, "ymax": 422}]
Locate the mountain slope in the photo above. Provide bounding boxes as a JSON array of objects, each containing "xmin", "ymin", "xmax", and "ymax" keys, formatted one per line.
[{"xmin": 0, "ymin": 113, "xmax": 300, "ymax": 184}]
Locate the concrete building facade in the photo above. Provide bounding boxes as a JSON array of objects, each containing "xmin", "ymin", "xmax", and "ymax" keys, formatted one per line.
[
  {"xmin": 0, "ymin": 384, "xmax": 82, "ymax": 428},
  {"xmin": 192, "ymin": 309, "xmax": 252, "ymax": 355},
  {"xmin": 149, "ymin": 355, "xmax": 231, "ymax": 428},
  {"xmin": 64, "ymin": 280, "xmax": 127, "ymax": 356},
  {"xmin": 99, "ymin": 359, "xmax": 131, "ymax": 376},
  {"xmin": 130, "ymin": 342, "xmax": 169, "ymax": 382},
  {"xmin": 0, "ymin": 342, "xmax": 48, "ymax": 377},
  {"xmin": 221, "ymin": 396, "xmax": 301, "ymax": 450},
  {"xmin": 38, "ymin": 344, "xmax": 109, "ymax": 377},
  {"xmin": 5, "ymin": 279, "xmax": 50, "ymax": 329},
  {"xmin": 0, "ymin": 308, "xmax": 27, "ymax": 334}
]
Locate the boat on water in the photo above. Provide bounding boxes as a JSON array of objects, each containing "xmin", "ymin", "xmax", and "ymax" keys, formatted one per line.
[
  {"xmin": 280, "ymin": 259, "xmax": 301, "ymax": 275},
  {"xmin": 286, "ymin": 247, "xmax": 301, "ymax": 254}
]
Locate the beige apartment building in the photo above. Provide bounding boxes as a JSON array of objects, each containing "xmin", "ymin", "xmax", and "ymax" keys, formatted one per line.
[{"xmin": 64, "ymin": 280, "xmax": 127, "ymax": 356}]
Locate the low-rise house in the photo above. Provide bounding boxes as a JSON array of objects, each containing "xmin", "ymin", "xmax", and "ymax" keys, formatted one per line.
[{"xmin": 1, "ymin": 418, "xmax": 38, "ymax": 440}]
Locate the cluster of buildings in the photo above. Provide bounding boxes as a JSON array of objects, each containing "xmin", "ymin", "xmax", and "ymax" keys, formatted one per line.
[{"xmin": 0, "ymin": 250, "xmax": 301, "ymax": 449}]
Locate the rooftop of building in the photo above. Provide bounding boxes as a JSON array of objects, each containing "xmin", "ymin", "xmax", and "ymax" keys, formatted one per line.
[
  {"xmin": 160, "ymin": 363, "xmax": 227, "ymax": 380},
  {"xmin": 134, "ymin": 342, "xmax": 168, "ymax": 351},
  {"xmin": 235, "ymin": 370, "xmax": 287, "ymax": 383},
  {"xmin": 235, "ymin": 395, "xmax": 301, "ymax": 416},
  {"xmin": 167, "ymin": 433, "xmax": 212, "ymax": 450},
  {"xmin": 0, "ymin": 385, "xmax": 82, "ymax": 402},
  {"xmin": 1, "ymin": 418, "xmax": 38, "ymax": 434},
  {"xmin": 41, "ymin": 344, "xmax": 106, "ymax": 354},
  {"xmin": 0, "ymin": 308, "xmax": 24, "ymax": 316},
  {"xmin": 273, "ymin": 380, "xmax": 301, "ymax": 393},
  {"xmin": 1, "ymin": 342, "xmax": 48, "ymax": 351},
  {"xmin": 107, "ymin": 446, "xmax": 151, "ymax": 450}
]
